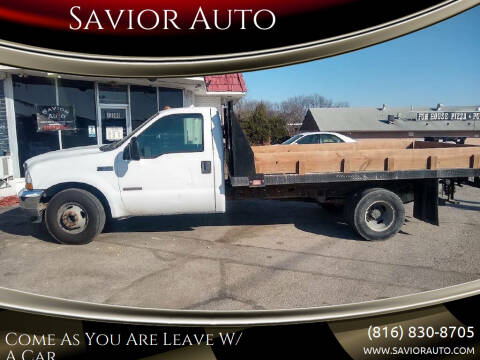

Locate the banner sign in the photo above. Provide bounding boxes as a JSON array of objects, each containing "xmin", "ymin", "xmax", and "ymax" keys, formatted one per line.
[
  {"xmin": 0, "ymin": 0, "xmax": 477, "ymax": 76},
  {"xmin": 36, "ymin": 105, "xmax": 76, "ymax": 132},
  {"xmin": 416, "ymin": 112, "xmax": 480, "ymax": 121},
  {"xmin": 0, "ymin": 293, "xmax": 479, "ymax": 359}
]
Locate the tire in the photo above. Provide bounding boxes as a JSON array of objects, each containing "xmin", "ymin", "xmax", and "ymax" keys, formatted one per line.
[
  {"xmin": 45, "ymin": 188, "xmax": 106, "ymax": 244},
  {"xmin": 345, "ymin": 188, "xmax": 405, "ymax": 241}
]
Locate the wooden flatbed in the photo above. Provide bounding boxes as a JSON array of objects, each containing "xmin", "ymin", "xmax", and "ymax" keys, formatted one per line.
[
  {"xmin": 252, "ymin": 140, "xmax": 480, "ymax": 175},
  {"xmin": 224, "ymin": 107, "xmax": 480, "ymax": 241}
]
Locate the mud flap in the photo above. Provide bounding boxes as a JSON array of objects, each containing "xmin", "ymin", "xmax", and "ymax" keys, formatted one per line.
[{"xmin": 413, "ymin": 179, "xmax": 439, "ymax": 226}]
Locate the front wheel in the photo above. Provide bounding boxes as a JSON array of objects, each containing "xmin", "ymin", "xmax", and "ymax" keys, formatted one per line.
[
  {"xmin": 345, "ymin": 188, "xmax": 405, "ymax": 241},
  {"xmin": 45, "ymin": 188, "xmax": 106, "ymax": 244}
]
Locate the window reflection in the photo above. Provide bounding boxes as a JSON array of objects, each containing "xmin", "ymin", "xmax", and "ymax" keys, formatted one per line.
[
  {"xmin": 98, "ymin": 84, "xmax": 128, "ymax": 104},
  {"xmin": 13, "ymin": 75, "xmax": 57, "ymax": 176},
  {"xmin": 58, "ymin": 79, "xmax": 97, "ymax": 149},
  {"xmin": 158, "ymin": 87, "xmax": 183, "ymax": 109},
  {"xmin": 130, "ymin": 85, "xmax": 157, "ymax": 129}
]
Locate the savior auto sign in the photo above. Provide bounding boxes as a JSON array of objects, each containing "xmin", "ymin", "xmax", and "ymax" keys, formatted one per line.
[
  {"xmin": 36, "ymin": 105, "xmax": 76, "ymax": 132},
  {"xmin": 0, "ymin": 0, "xmax": 478, "ymax": 76}
]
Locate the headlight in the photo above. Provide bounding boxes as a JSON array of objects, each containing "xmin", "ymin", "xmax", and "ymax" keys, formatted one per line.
[{"xmin": 25, "ymin": 171, "xmax": 33, "ymax": 190}]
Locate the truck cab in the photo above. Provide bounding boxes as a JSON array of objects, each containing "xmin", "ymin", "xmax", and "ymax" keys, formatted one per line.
[{"xmin": 19, "ymin": 107, "xmax": 226, "ymax": 244}]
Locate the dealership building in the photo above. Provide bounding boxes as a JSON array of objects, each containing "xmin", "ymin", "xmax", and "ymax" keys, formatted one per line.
[{"xmin": 0, "ymin": 67, "xmax": 246, "ymax": 178}]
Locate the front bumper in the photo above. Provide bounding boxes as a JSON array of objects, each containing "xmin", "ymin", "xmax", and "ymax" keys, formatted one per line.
[{"xmin": 18, "ymin": 188, "xmax": 45, "ymax": 222}]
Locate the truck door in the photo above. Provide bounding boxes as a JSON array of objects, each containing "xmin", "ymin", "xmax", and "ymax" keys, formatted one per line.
[{"xmin": 117, "ymin": 111, "xmax": 216, "ymax": 215}]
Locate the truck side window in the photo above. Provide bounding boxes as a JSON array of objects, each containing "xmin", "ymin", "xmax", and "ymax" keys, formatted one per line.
[{"xmin": 136, "ymin": 113, "xmax": 204, "ymax": 158}]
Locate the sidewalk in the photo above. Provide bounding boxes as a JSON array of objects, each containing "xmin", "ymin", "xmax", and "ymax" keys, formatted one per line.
[{"xmin": 0, "ymin": 178, "xmax": 24, "ymax": 200}]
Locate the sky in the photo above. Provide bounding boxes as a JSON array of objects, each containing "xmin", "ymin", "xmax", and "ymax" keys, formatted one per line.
[{"xmin": 243, "ymin": 6, "xmax": 480, "ymax": 107}]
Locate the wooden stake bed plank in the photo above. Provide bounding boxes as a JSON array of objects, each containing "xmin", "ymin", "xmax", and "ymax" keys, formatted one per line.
[
  {"xmin": 471, "ymin": 154, "xmax": 480, "ymax": 169},
  {"xmin": 253, "ymin": 144, "xmax": 480, "ymax": 175},
  {"xmin": 252, "ymin": 139, "xmax": 478, "ymax": 154},
  {"xmin": 427, "ymin": 156, "xmax": 438, "ymax": 170},
  {"xmin": 256, "ymin": 155, "xmax": 438, "ymax": 174},
  {"xmin": 385, "ymin": 158, "xmax": 395, "ymax": 171},
  {"xmin": 341, "ymin": 159, "xmax": 350, "ymax": 173},
  {"xmin": 296, "ymin": 161, "xmax": 306, "ymax": 175},
  {"xmin": 413, "ymin": 141, "xmax": 473, "ymax": 149},
  {"xmin": 252, "ymin": 139, "xmax": 415, "ymax": 153},
  {"xmin": 437, "ymin": 155, "xmax": 474, "ymax": 169},
  {"xmin": 255, "ymin": 147, "xmax": 480, "ymax": 163}
]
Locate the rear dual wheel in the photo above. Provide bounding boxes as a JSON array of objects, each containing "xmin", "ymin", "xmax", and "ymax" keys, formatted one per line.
[{"xmin": 345, "ymin": 188, "xmax": 405, "ymax": 241}]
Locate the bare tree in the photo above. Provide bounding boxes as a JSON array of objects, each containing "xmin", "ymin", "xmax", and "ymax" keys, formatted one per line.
[
  {"xmin": 235, "ymin": 94, "xmax": 348, "ymax": 141},
  {"xmin": 280, "ymin": 94, "xmax": 348, "ymax": 125},
  {"xmin": 235, "ymin": 99, "xmax": 274, "ymax": 120}
]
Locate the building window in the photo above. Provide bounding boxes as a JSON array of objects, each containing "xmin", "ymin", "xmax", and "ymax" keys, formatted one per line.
[
  {"xmin": 10, "ymin": 76, "xmax": 187, "ymax": 174},
  {"xmin": 130, "ymin": 85, "xmax": 157, "ymax": 130},
  {"xmin": 158, "ymin": 87, "xmax": 183, "ymax": 109},
  {"xmin": 12, "ymin": 75, "xmax": 57, "ymax": 176},
  {"xmin": 58, "ymin": 79, "xmax": 97, "ymax": 149},
  {"xmin": 98, "ymin": 84, "xmax": 128, "ymax": 104}
]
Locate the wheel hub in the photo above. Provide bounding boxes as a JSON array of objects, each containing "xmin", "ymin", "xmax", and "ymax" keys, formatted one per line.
[
  {"xmin": 58, "ymin": 204, "xmax": 88, "ymax": 233},
  {"xmin": 62, "ymin": 210, "xmax": 80, "ymax": 228},
  {"xmin": 364, "ymin": 201, "xmax": 395, "ymax": 232},
  {"xmin": 370, "ymin": 208, "xmax": 382, "ymax": 220}
]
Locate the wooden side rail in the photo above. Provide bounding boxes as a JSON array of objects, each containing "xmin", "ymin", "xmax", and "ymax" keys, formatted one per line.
[{"xmin": 254, "ymin": 146, "xmax": 480, "ymax": 175}]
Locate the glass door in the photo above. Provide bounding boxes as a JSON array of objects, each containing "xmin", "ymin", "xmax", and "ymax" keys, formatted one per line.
[
  {"xmin": 96, "ymin": 83, "xmax": 130, "ymax": 145},
  {"xmin": 99, "ymin": 106, "xmax": 130, "ymax": 144}
]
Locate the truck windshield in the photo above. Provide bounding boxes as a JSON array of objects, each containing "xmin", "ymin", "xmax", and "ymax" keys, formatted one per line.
[{"xmin": 99, "ymin": 112, "xmax": 159, "ymax": 151}]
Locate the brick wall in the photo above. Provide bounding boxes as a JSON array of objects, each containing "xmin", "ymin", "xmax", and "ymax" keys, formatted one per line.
[{"xmin": 0, "ymin": 80, "xmax": 9, "ymax": 155}]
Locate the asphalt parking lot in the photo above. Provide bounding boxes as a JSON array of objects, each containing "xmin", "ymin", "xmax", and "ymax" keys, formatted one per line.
[{"xmin": 0, "ymin": 185, "xmax": 479, "ymax": 310}]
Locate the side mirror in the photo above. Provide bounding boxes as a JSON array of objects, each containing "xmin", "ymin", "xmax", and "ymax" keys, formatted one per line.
[{"xmin": 123, "ymin": 137, "xmax": 141, "ymax": 161}]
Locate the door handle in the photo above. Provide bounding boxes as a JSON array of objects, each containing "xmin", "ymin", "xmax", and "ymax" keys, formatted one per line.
[{"xmin": 201, "ymin": 161, "xmax": 212, "ymax": 174}]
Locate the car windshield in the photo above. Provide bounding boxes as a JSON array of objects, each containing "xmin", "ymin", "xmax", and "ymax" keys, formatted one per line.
[
  {"xmin": 99, "ymin": 112, "xmax": 159, "ymax": 151},
  {"xmin": 282, "ymin": 134, "xmax": 304, "ymax": 144}
]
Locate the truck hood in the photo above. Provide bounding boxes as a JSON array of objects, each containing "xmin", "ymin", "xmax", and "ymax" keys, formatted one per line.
[{"xmin": 25, "ymin": 145, "xmax": 102, "ymax": 169}]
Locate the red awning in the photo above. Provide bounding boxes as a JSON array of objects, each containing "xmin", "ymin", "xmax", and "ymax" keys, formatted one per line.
[{"xmin": 204, "ymin": 73, "xmax": 246, "ymax": 93}]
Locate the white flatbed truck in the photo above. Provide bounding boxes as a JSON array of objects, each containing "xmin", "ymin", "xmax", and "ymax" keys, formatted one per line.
[{"xmin": 19, "ymin": 105, "xmax": 480, "ymax": 244}]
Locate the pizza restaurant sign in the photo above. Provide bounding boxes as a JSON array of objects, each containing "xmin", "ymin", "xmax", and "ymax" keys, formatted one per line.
[{"xmin": 416, "ymin": 112, "xmax": 480, "ymax": 121}]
